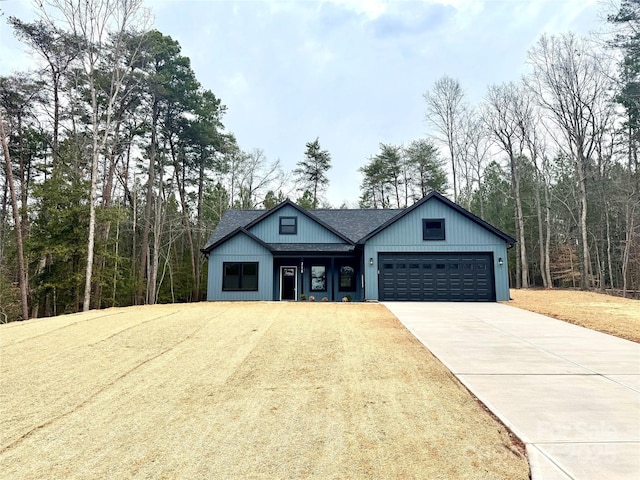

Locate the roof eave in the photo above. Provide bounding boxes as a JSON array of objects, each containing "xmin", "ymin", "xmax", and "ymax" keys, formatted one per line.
[
  {"xmin": 357, "ymin": 191, "xmax": 516, "ymax": 245},
  {"xmin": 201, "ymin": 227, "xmax": 273, "ymax": 254},
  {"xmin": 243, "ymin": 199, "xmax": 355, "ymax": 245}
]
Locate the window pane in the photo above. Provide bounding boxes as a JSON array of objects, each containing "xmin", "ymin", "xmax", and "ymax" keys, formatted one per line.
[
  {"xmin": 243, "ymin": 263, "xmax": 257, "ymax": 276},
  {"xmin": 243, "ymin": 273, "xmax": 258, "ymax": 290},
  {"xmin": 225, "ymin": 264, "xmax": 240, "ymax": 276},
  {"xmin": 279, "ymin": 216, "xmax": 297, "ymax": 234},
  {"xmin": 223, "ymin": 262, "xmax": 258, "ymax": 291},
  {"xmin": 424, "ymin": 220, "xmax": 442, "ymax": 230},
  {"xmin": 423, "ymin": 218, "xmax": 445, "ymax": 240},
  {"xmin": 311, "ymin": 266, "xmax": 326, "ymax": 291},
  {"xmin": 223, "ymin": 263, "xmax": 240, "ymax": 290},
  {"xmin": 339, "ymin": 265, "xmax": 355, "ymax": 291}
]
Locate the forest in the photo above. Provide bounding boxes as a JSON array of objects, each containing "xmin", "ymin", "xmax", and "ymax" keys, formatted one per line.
[{"xmin": 1, "ymin": 0, "xmax": 639, "ymax": 322}]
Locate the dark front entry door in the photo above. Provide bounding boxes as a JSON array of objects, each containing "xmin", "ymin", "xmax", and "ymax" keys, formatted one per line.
[{"xmin": 280, "ymin": 266, "xmax": 297, "ymax": 300}]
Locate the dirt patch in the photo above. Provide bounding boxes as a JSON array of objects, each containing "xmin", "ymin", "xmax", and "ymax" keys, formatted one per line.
[
  {"xmin": 507, "ymin": 289, "xmax": 640, "ymax": 343},
  {"xmin": 0, "ymin": 302, "xmax": 529, "ymax": 479}
]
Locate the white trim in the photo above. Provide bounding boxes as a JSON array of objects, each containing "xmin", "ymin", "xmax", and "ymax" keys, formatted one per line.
[{"xmin": 279, "ymin": 266, "xmax": 298, "ymax": 301}]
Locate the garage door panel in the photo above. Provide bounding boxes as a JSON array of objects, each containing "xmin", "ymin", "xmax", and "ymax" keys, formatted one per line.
[{"xmin": 379, "ymin": 253, "xmax": 495, "ymax": 302}]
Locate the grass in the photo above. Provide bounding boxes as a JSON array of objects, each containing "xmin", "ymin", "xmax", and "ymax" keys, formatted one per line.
[
  {"xmin": 507, "ymin": 288, "xmax": 640, "ymax": 343},
  {"xmin": 0, "ymin": 302, "xmax": 529, "ymax": 479}
]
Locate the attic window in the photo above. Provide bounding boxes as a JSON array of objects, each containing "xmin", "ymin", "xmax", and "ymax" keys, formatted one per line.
[
  {"xmin": 279, "ymin": 216, "xmax": 297, "ymax": 235},
  {"xmin": 423, "ymin": 218, "xmax": 445, "ymax": 241}
]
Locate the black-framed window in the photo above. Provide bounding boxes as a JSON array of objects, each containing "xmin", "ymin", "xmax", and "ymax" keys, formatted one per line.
[
  {"xmin": 339, "ymin": 265, "xmax": 356, "ymax": 292},
  {"xmin": 311, "ymin": 265, "xmax": 326, "ymax": 291},
  {"xmin": 222, "ymin": 262, "xmax": 259, "ymax": 291},
  {"xmin": 279, "ymin": 216, "xmax": 297, "ymax": 234},
  {"xmin": 422, "ymin": 218, "xmax": 445, "ymax": 240}
]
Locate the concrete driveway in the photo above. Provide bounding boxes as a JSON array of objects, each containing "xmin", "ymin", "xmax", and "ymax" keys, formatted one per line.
[{"xmin": 384, "ymin": 302, "xmax": 640, "ymax": 480}]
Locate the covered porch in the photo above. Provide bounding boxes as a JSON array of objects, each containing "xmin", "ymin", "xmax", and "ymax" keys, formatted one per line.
[{"xmin": 271, "ymin": 245, "xmax": 363, "ymax": 301}]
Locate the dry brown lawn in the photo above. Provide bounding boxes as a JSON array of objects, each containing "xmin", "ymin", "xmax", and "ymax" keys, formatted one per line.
[
  {"xmin": 1, "ymin": 302, "xmax": 529, "ymax": 479},
  {"xmin": 508, "ymin": 289, "xmax": 640, "ymax": 343}
]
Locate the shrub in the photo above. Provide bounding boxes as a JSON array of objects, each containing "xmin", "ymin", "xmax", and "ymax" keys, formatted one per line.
[
  {"xmin": 322, "ymin": 297, "xmax": 329, "ymax": 302},
  {"xmin": 308, "ymin": 295, "xmax": 315, "ymax": 302},
  {"xmin": 300, "ymin": 294, "xmax": 306, "ymax": 301}
]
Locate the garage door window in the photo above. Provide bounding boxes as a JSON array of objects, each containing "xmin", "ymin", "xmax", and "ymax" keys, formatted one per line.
[{"xmin": 423, "ymin": 219, "xmax": 445, "ymax": 240}]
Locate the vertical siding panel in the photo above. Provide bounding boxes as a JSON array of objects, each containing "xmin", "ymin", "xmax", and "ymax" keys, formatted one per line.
[
  {"xmin": 363, "ymin": 199, "xmax": 511, "ymax": 301},
  {"xmin": 249, "ymin": 205, "xmax": 345, "ymax": 243},
  {"xmin": 206, "ymin": 233, "xmax": 273, "ymax": 301}
]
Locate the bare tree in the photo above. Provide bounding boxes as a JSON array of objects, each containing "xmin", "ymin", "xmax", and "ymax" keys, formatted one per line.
[
  {"xmin": 0, "ymin": 112, "xmax": 28, "ymax": 320},
  {"xmin": 37, "ymin": 0, "xmax": 149, "ymax": 311},
  {"xmin": 455, "ymin": 108, "xmax": 490, "ymax": 211},
  {"xmin": 424, "ymin": 76, "xmax": 466, "ymax": 202},
  {"xmin": 230, "ymin": 149, "xmax": 286, "ymax": 209},
  {"xmin": 527, "ymin": 33, "xmax": 613, "ymax": 290},
  {"xmin": 483, "ymin": 82, "xmax": 531, "ymax": 288}
]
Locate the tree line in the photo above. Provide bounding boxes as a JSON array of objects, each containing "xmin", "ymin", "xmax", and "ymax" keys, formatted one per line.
[
  {"xmin": 415, "ymin": 3, "xmax": 639, "ymax": 297},
  {"xmin": 1, "ymin": 0, "xmax": 638, "ymax": 322}
]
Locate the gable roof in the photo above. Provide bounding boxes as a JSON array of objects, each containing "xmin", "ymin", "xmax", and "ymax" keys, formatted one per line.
[
  {"xmin": 241, "ymin": 200, "xmax": 354, "ymax": 245},
  {"xmin": 202, "ymin": 192, "xmax": 516, "ymax": 254},
  {"xmin": 203, "ymin": 227, "xmax": 272, "ymax": 253},
  {"xmin": 201, "ymin": 200, "xmax": 355, "ymax": 253},
  {"xmin": 358, "ymin": 191, "xmax": 516, "ymax": 244}
]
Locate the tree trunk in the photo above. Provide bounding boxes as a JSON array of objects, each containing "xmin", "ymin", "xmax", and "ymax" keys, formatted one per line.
[
  {"xmin": 576, "ymin": 155, "xmax": 590, "ymax": 290},
  {"xmin": 543, "ymin": 172, "xmax": 552, "ymax": 288},
  {"xmin": 137, "ymin": 100, "xmax": 159, "ymax": 304},
  {"xmin": 604, "ymin": 205, "xmax": 615, "ymax": 289},
  {"xmin": 169, "ymin": 137, "xmax": 197, "ymax": 301},
  {"xmin": 82, "ymin": 79, "xmax": 101, "ymax": 312},
  {"xmin": 1, "ymin": 114, "xmax": 29, "ymax": 320},
  {"xmin": 514, "ymin": 216, "xmax": 522, "ymax": 289},
  {"xmin": 195, "ymin": 154, "xmax": 205, "ymax": 299},
  {"xmin": 511, "ymin": 154, "xmax": 529, "ymax": 288},
  {"xmin": 534, "ymin": 169, "xmax": 547, "ymax": 287}
]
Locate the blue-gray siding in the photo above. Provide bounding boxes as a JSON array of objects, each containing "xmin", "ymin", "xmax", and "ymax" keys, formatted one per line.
[
  {"xmin": 248, "ymin": 205, "xmax": 345, "ymax": 244},
  {"xmin": 363, "ymin": 200, "xmax": 510, "ymax": 301},
  {"xmin": 207, "ymin": 233, "xmax": 273, "ymax": 301}
]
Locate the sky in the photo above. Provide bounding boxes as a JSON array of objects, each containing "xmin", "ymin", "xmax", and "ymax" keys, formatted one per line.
[{"xmin": 1, "ymin": 0, "xmax": 606, "ymax": 207}]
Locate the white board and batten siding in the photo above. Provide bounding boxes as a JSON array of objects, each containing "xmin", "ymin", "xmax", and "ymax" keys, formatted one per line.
[
  {"xmin": 207, "ymin": 232, "xmax": 273, "ymax": 301},
  {"xmin": 363, "ymin": 199, "xmax": 511, "ymax": 301}
]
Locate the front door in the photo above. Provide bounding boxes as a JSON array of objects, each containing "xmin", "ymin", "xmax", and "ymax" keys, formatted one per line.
[{"xmin": 280, "ymin": 266, "xmax": 297, "ymax": 300}]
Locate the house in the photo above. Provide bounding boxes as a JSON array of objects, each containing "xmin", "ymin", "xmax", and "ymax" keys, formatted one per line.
[{"xmin": 201, "ymin": 191, "xmax": 516, "ymax": 302}]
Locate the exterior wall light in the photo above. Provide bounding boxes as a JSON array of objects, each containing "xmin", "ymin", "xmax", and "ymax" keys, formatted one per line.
[
  {"xmin": 369, "ymin": 257, "xmax": 374, "ymax": 266},
  {"xmin": 498, "ymin": 257, "xmax": 504, "ymax": 266}
]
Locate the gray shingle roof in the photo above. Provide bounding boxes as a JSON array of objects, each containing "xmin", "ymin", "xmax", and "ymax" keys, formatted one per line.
[
  {"xmin": 202, "ymin": 206, "xmax": 399, "ymax": 252},
  {"xmin": 201, "ymin": 192, "xmax": 516, "ymax": 253},
  {"xmin": 312, "ymin": 209, "xmax": 401, "ymax": 242},
  {"xmin": 203, "ymin": 210, "xmax": 263, "ymax": 248}
]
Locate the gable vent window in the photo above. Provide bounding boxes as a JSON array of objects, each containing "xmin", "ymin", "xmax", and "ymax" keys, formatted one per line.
[
  {"xmin": 423, "ymin": 218, "xmax": 445, "ymax": 241},
  {"xmin": 279, "ymin": 216, "xmax": 297, "ymax": 235}
]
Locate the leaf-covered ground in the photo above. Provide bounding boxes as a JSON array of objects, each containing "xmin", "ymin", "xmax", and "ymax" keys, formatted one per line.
[{"xmin": 507, "ymin": 289, "xmax": 640, "ymax": 343}]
